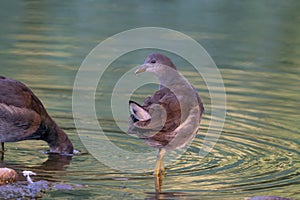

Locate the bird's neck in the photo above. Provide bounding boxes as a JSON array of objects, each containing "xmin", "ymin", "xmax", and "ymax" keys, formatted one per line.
[
  {"xmin": 43, "ymin": 118, "xmax": 74, "ymax": 155},
  {"xmin": 155, "ymin": 69, "xmax": 185, "ymax": 89}
]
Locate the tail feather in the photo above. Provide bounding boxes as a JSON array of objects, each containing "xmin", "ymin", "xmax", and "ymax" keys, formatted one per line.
[{"xmin": 129, "ymin": 100, "xmax": 151, "ymax": 122}]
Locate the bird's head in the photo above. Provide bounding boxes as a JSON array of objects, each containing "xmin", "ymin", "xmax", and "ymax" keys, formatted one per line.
[{"xmin": 135, "ymin": 53, "xmax": 176, "ymax": 74}]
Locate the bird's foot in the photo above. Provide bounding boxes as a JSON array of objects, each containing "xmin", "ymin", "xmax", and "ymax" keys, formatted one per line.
[{"xmin": 0, "ymin": 143, "xmax": 5, "ymax": 153}]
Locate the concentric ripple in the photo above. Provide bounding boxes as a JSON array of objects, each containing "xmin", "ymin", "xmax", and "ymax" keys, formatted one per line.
[{"xmin": 137, "ymin": 131, "xmax": 294, "ymax": 200}]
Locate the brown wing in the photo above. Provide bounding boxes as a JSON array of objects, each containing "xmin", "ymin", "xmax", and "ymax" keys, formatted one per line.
[
  {"xmin": 128, "ymin": 87, "xmax": 181, "ymax": 147},
  {"xmin": 0, "ymin": 76, "xmax": 48, "ymax": 118},
  {"xmin": 0, "ymin": 103, "xmax": 41, "ymax": 142},
  {"xmin": 129, "ymin": 86, "xmax": 204, "ymax": 148},
  {"xmin": 142, "ymin": 87, "xmax": 181, "ymax": 133}
]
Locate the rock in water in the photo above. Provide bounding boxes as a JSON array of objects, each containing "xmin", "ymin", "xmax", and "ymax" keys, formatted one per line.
[{"xmin": 0, "ymin": 168, "xmax": 17, "ymax": 185}]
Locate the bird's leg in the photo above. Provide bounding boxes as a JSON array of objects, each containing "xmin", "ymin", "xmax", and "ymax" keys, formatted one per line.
[
  {"xmin": 154, "ymin": 148, "xmax": 166, "ymax": 193},
  {"xmin": 154, "ymin": 148, "xmax": 166, "ymax": 176},
  {"xmin": 160, "ymin": 159, "xmax": 165, "ymax": 174},
  {"xmin": 0, "ymin": 143, "xmax": 4, "ymax": 161},
  {"xmin": 0, "ymin": 143, "xmax": 4, "ymax": 152}
]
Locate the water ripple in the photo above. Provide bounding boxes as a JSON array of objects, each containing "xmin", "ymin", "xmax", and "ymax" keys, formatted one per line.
[{"xmin": 164, "ymin": 128, "xmax": 299, "ymax": 194}]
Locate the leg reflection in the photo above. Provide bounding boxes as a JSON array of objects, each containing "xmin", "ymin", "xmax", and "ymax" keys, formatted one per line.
[{"xmin": 154, "ymin": 172, "xmax": 164, "ymax": 194}]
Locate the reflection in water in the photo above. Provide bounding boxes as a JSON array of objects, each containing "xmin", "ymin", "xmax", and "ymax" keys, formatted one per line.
[
  {"xmin": 154, "ymin": 173, "xmax": 164, "ymax": 194},
  {"xmin": 38, "ymin": 154, "xmax": 73, "ymax": 171},
  {"xmin": 0, "ymin": 153, "xmax": 72, "ymax": 179},
  {"xmin": 146, "ymin": 190, "xmax": 192, "ymax": 200}
]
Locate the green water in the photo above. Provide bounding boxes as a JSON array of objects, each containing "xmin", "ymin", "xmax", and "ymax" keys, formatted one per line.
[{"xmin": 0, "ymin": 1, "xmax": 299, "ymax": 199}]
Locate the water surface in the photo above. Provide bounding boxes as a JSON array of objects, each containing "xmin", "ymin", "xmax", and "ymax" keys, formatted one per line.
[{"xmin": 0, "ymin": 1, "xmax": 299, "ymax": 199}]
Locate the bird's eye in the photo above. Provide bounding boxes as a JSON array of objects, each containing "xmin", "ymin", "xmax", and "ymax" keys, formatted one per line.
[{"xmin": 150, "ymin": 60, "xmax": 156, "ymax": 64}]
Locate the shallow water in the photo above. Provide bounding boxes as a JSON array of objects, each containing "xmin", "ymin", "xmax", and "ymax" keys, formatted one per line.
[{"xmin": 0, "ymin": 1, "xmax": 299, "ymax": 199}]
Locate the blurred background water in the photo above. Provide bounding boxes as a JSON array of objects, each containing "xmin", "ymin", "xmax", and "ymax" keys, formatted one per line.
[{"xmin": 0, "ymin": 0, "xmax": 299, "ymax": 199}]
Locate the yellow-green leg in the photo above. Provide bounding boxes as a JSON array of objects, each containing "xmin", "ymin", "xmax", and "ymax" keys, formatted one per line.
[{"xmin": 154, "ymin": 148, "xmax": 166, "ymax": 176}]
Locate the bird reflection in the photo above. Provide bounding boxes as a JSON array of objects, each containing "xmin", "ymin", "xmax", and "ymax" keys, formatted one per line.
[
  {"xmin": 39, "ymin": 153, "xmax": 73, "ymax": 171},
  {"xmin": 0, "ymin": 153, "xmax": 73, "ymax": 182}
]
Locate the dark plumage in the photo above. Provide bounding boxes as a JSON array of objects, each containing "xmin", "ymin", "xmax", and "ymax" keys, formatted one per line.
[
  {"xmin": 0, "ymin": 76, "xmax": 73, "ymax": 155},
  {"xmin": 128, "ymin": 53, "xmax": 204, "ymax": 176}
]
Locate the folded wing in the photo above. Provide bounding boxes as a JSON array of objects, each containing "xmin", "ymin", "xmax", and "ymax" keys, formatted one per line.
[{"xmin": 0, "ymin": 103, "xmax": 41, "ymax": 142}]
